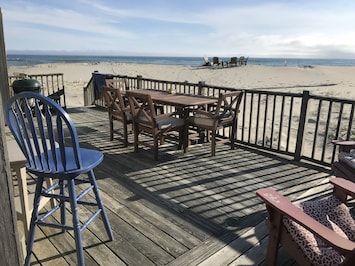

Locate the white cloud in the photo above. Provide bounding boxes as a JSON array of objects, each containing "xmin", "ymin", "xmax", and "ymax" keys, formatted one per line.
[{"xmin": 2, "ymin": 1, "xmax": 355, "ymax": 58}]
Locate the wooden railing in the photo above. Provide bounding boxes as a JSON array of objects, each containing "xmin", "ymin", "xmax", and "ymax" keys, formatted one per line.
[
  {"xmin": 8, "ymin": 73, "xmax": 66, "ymax": 109},
  {"xmin": 238, "ymin": 90, "xmax": 355, "ymax": 166},
  {"xmin": 83, "ymin": 74, "xmax": 355, "ymax": 166}
]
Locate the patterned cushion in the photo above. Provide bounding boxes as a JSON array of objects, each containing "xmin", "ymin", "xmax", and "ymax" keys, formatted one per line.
[
  {"xmin": 189, "ymin": 111, "xmax": 233, "ymax": 127},
  {"xmin": 283, "ymin": 195, "xmax": 355, "ymax": 265},
  {"xmin": 189, "ymin": 114, "xmax": 215, "ymax": 127},
  {"xmin": 338, "ymin": 152, "xmax": 355, "ymax": 169},
  {"xmin": 156, "ymin": 116, "xmax": 184, "ymax": 130}
]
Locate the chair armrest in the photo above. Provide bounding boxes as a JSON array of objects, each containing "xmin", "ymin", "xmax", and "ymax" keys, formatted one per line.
[
  {"xmin": 256, "ymin": 188, "xmax": 355, "ymax": 254},
  {"xmin": 332, "ymin": 140, "xmax": 355, "ymax": 152},
  {"xmin": 330, "ymin": 177, "xmax": 355, "ymax": 200}
]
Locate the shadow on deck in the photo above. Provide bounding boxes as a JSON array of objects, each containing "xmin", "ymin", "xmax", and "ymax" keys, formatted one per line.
[{"xmin": 29, "ymin": 106, "xmax": 333, "ymax": 266}]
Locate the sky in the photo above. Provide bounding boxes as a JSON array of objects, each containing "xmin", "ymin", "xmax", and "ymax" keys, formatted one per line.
[{"xmin": 1, "ymin": 0, "xmax": 355, "ymax": 58}]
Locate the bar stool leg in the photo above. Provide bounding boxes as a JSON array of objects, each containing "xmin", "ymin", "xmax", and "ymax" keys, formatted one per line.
[
  {"xmin": 68, "ymin": 178, "xmax": 85, "ymax": 266},
  {"xmin": 88, "ymin": 170, "xmax": 113, "ymax": 240},
  {"xmin": 25, "ymin": 176, "xmax": 44, "ymax": 266},
  {"xmin": 59, "ymin": 179, "xmax": 66, "ymax": 232}
]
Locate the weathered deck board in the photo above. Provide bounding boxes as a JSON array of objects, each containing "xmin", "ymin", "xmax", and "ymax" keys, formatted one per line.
[{"xmin": 23, "ymin": 106, "xmax": 334, "ymax": 266}]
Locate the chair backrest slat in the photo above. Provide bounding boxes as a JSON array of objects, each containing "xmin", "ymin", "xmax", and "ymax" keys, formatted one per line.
[
  {"xmin": 6, "ymin": 92, "xmax": 82, "ymax": 174},
  {"xmin": 215, "ymin": 91, "xmax": 243, "ymax": 120},
  {"xmin": 126, "ymin": 90, "xmax": 156, "ymax": 127},
  {"xmin": 103, "ymin": 85, "xmax": 128, "ymax": 118}
]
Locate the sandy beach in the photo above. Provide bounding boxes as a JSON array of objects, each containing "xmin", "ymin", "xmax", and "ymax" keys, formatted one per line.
[{"xmin": 8, "ymin": 62, "xmax": 355, "ymax": 107}]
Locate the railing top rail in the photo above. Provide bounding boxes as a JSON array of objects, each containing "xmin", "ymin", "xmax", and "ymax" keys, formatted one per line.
[
  {"xmin": 243, "ymin": 88, "xmax": 304, "ymax": 97},
  {"xmin": 9, "ymin": 73, "xmax": 64, "ymax": 78},
  {"xmin": 102, "ymin": 74, "xmax": 238, "ymax": 90},
  {"xmin": 28, "ymin": 73, "xmax": 64, "ymax": 77},
  {"xmin": 309, "ymin": 93, "xmax": 355, "ymax": 104}
]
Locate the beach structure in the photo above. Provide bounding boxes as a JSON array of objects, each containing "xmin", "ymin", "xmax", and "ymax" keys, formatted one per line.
[
  {"xmin": 202, "ymin": 56, "xmax": 248, "ymax": 68},
  {"xmin": 2, "ymin": 71, "xmax": 355, "ymax": 264}
]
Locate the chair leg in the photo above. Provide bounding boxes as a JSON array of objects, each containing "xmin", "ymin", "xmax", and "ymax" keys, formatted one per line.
[
  {"xmin": 25, "ymin": 176, "xmax": 44, "ymax": 266},
  {"xmin": 134, "ymin": 127, "xmax": 139, "ymax": 152},
  {"xmin": 88, "ymin": 170, "xmax": 113, "ymax": 240},
  {"xmin": 59, "ymin": 179, "xmax": 66, "ymax": 232},
  {"xmin": 230, "ymin": 124, "xmax": 236, "ymax": 150},
  {"xmin": 123, "ymin": 121, "xmax": 128, "ymax": 147},
  {"xmin": 211, "ymin": 131, "xmax": 216, "ymax": 156},
  {"xmin": 109, "ymin": 117, "xmax": 114, "ymax": 141},
  {"xmin": 44, "ymin": 177, "xmax": 57, "ymax": 208},
  {"xmin": 154, "ymin": 135, "xmax": 159, "ymax": 160},
  {"xmin": 67, "ymin": 178, "xmax": 85, "ymax": 266},
  {"xmin": 178, "ymin": 127, "xmax": 185, "ymax": 151},
  {"xmin": 265, "ymin": 208, "xmax": 283, "ymax": 266}
]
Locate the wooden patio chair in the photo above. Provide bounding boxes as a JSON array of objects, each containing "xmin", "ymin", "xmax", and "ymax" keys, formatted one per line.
[
  {"xmin": 126, "ymin": 90, "xmax": 185, "ymax": 160},
  {"xmin": 332, "ymin": 140, "xmax": 355, "ymax": 182},
  {"xmin": 188, "ymin": 90, "xmax": 243, "ymax": 156},
  {"xmin": 256, "ymin": 177, "xmax": 355, "ymax": 266},
  {"xmin": 103, "ymin": 82, "xmax": 132, "ymax": 147},
  {"xmin": 229, "ymin": 57, "xmax": 238, "ymax": 67},
  {"xmin": 213, "ymin": 56, "xmax": 222, "ymax": 67},
  {"xmin": 239, "ymin": 56, "xmax": 249, "ymax": 66}
]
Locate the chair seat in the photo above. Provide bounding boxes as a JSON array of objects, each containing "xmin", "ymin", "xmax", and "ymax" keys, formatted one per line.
[
  {"xmin": 283, "ymin": 195, "xmax": 355, "ymax": 265},
  {"xmin": 156, "ymin": 116, "xmax": 185, "ymax": 130},
  {"xmin": 27, "ymin": 148, "xmax": 103, "ymax": 178},
  {"xmin": 189, "ymin": 113, "xmax": 233, "ymax": 127},
  {"xmin": 137, "ymin": 114, "xmax": 184, "ymax": 130},
  {"xmin": 112, "ymin": 110, "xmax": 132, "ymax": 121}
]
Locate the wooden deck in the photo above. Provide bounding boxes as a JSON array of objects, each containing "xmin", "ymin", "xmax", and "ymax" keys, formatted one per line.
[{"xmin": 24, "ymin": 106, "xmax": 334, "ymax": 266}]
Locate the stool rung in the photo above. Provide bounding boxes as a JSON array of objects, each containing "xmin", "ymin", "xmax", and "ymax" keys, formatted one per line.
[
  {"xmin": 37, "ymin": 221, "xmax": 73, "ymax": 231},
  {"xmin": 80, "ymin": 209, "xmax": 102, "ymax": 232}
]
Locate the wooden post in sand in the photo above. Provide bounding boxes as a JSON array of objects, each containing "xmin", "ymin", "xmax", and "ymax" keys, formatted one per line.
[{"xmin": 0, "ymin": 8, "xmax": 22, "ymax": 266}]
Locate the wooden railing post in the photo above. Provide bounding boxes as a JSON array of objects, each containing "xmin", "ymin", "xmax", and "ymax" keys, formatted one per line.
[
  {"xmin": 198, "ymin": 81, "xmax": 206, "ymax": 95},
  {"xmin": 294, "ymin": 90, "xmax": 310, "ymax": 161},
  {"xmin": 0, "ymin": 8, "xmax": 10, "ymax": 115},
  {"xmin": 0, "ymin": 8, "xmax": 22, "ymax": 265},
  {"xmin": 137, "ymin": 75, "xmax": 142, "ymax": 90}
]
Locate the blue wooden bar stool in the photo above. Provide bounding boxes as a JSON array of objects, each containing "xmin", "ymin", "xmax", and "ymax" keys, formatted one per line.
[{"xmin": 6, "ymin": 92, "xmax": 113, "ymax": 266}]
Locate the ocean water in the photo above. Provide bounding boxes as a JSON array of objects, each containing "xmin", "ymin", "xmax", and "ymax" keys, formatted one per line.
[{"xmin": 6, "ymin": 54, "xmax": 355, "ymax": 67}]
